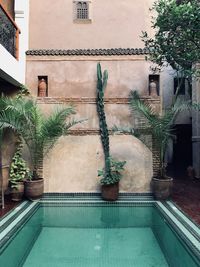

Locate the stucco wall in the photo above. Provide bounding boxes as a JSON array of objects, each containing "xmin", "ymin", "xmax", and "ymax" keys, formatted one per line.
[
  {"xmin": 29, "ymin": 0, "xmax": 154, "ymax": 49},
  {"xmin": 43, "ymin": 135, "xmax": 152, "ymax": 193},
  {"xmin": 26, "ymin": 55, "xmax": 151, "ymax": 97},
  {"xmin": 25, "ymin": 55, "xmax": 160, "ymax": 193}
]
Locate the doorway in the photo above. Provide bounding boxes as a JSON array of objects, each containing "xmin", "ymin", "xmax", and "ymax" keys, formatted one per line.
[{"xmin": 171, "ymin": 124, "xmax": 192, "ymax": 178}]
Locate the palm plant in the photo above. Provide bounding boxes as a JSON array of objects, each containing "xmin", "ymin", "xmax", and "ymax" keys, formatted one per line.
[
  {"xmin": 0, "ymin": 96, "xmax": 79, "ymax": 180},
  {"xmin": 129, "ymin": 90, "xmax": 191, "ymax": 178}
]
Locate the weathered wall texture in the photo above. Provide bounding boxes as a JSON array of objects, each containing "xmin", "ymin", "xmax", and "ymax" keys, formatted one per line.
[
  {"xmin": 25, "ymin": 55, "xmax": 159, "ymax": 193},
  {"xmin": 26, "ymin": 55, "xmax": 151, "ymax": 97},
  {"xmin": 43, "ymin": 135, "xmax": 152, "ymax": 193},
  {"xmin": 29, "ymin": 0, "xmax": 154, "ymax": 49}
]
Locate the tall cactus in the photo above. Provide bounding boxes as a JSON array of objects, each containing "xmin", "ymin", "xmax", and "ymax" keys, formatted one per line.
[{"xmin": 96, "ymin": 63, "xmax": 111, "ymax": 180}]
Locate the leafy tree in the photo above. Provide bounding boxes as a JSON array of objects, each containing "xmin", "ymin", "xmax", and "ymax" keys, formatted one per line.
[{"xmin": 142, "ymin": 0, "xmax": 200, "ymax": 95}]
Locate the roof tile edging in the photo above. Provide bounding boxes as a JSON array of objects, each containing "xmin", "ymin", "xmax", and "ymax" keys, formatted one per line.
[{"xmin": 26, "ymin": 48, "xmax": 149, "ymax": 56}]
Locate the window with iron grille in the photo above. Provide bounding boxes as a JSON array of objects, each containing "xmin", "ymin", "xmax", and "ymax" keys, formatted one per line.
[{"xmin": 76, "ymin": 1, "xmax": 89, "ymax": 19}]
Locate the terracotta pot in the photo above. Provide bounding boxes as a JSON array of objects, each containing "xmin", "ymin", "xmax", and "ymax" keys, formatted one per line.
[
  {"xmin": 152, "ymin": 177, "xmax": 173, "ymax": 200},
  {"xmin": 11, "ymin": 182, "xmax": 24, "ymax": 202},
  {"xmin": 101, "ymin": 182, "xmax": 119, "ymax": 201},
  {"xmin": 24, "ymin": 178, "xmax": 44, "ymax": 200},
  {"xmin": 0, "ymin": 165, "xmax": 10, "ymax": 193},
  {"xmin": 38, "ymin": 79, "xmax": 47, "ymax": 97}
]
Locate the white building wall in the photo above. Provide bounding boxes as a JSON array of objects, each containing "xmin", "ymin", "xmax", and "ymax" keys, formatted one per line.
[{"xmin": 0, "ymin": 0, "xmax": 29, "ymax": 85}]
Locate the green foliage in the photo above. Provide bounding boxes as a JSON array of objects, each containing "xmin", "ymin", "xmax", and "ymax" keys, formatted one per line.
[
  {"xmin": 96, "ymin": 63, "xmax": 126, "ymax": 185},
  {"xmin": 142, "ymin": 0, "xmax": 200, "ymax": 93},
  {"xmin": 129, "ymin": 90, "xmax": 191, "ymax": 178},
  {"xmin": 17, "ymin": 85, "xmax": 30, "ymax": 98},
  {"xmin": 9, "ymin": 142, "xmax": 29, "ymax": 189},
  {"xmin": 0, "ymin": 96, "xmax": 80, "ymax": 180},
  {"xmin": 98, "ymin": 157, "xmax": 126, "ymax": 185}
]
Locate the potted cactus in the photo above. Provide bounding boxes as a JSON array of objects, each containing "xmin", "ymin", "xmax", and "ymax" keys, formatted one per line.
[{"xmin": 96, "ymin": 63, "xmax": 126, "ymax": 201}]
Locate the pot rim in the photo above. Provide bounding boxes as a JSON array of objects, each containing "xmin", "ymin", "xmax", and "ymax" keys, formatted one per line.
[
  {"xmin": 25, "ymin": 178, "xmax": 44, "ymax": 183},
  {"xmin": 152, "ymin": 176, "xmax": 173, "ymax": 182}
]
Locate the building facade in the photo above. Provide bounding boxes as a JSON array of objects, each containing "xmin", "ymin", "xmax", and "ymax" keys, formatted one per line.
[
  {"xmin": 0, "ymin": 0, "xmax": 29, "ymax": 93},
  {"xmin": 26, "ymin": 0, "xmax": 197, "ymax": 192}
]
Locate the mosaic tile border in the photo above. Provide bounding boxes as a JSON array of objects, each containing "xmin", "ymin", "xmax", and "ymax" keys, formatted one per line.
[
  {"xmin": 41, "ymin": 193, "xmax": 154, "ymax": 205},
  {"xmin": 164, "ymin": 201, "xmax": 200, "ymax": 242},
  {"xmin": 155, "ymin": 202, "xmax": 200, "ymax": 264},
  {"xmin": 40, "ymin": 202, "xmax": 154, "ymax": 208},
  {"xmin": 42, "ymin": 192, "xmax": 153, "ymax": 198},
  {"xmin": 0, "ymin": 202, "xmax": 39, "ymax": 254},
  {"xmin": 0, "ymin": 201, "xmax": 30, "ymax": 234}
]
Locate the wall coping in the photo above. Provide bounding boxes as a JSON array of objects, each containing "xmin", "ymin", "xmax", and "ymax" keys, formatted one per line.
[{"xmin": 26, "ymin": 48, "xmax": 149, "ymax": 56}]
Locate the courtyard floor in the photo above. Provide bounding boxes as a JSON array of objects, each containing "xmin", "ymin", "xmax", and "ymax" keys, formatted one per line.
[{"xmin": 172, "ymin": 177, "xmax": 200, "ymax": 225}]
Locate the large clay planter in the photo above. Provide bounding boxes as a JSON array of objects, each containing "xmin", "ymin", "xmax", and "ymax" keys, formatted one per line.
[
  {"xmin": 24, "ymin": 178, "xmax": 44, "ymax": 200},
  {"xmin": 152, "ymin": 177, "xmax": 173, "ymax": 200},
  {"xmin": 11, "ymin": 182, "xmax": 24, "ymax": 202},
  {"xmin": 101, "ymin": 182, "xmax": 119, "ymax": 201},
  {"xmin": 0, "ymin": 165, "xmax": 10, "ymax": 193}
]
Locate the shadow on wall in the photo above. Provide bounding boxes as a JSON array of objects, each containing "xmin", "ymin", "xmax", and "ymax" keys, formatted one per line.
[{"xmin": 43, "ymin": 135, "xmax": 152, "ymax": 193}]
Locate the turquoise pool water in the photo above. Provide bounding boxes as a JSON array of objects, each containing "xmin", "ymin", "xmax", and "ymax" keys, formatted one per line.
[{"xmin": 0, "ymin": 202, "xmax": 199, "ymax": 267}]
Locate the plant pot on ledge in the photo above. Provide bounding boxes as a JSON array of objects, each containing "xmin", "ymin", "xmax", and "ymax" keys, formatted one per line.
[
  {"xmin": 101, "ymin": 182, "xmax": 119, "ymax": 201},
  {"xmin": 24, "ymin": 178, "xmax": 44, "ymax": 200},
  {"xmin": 152, "ymin": 177, "xmax": 173, "ymax": 200},
  {"xmin": 11, "ymin": 182, "xmax": 24, "ymax": 202}
]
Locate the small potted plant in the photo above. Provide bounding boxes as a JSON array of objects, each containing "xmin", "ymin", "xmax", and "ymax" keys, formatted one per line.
[
  {"xmin": 98, "ymin": 157, "xmax": 126, "ymax": 201},
  {"xmin": 9, "ymin": 143, "xmax": 29, "ymax": 201}
]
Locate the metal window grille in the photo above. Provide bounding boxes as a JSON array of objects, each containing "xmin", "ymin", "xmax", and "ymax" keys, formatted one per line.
[
  {"xmin": 76, "ymin": 2, "xmax": 88, "ymax": 19},
  {"xmin": 0, "ymin": 5, "xmax": 16, "ymax": 57}
]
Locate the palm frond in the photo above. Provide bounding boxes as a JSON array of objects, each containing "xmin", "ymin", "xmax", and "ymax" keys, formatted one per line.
[
  {"xmin": 0, "ymin": 96, "xmax": 82, "ymax": 177},
  {"xmin": 36, "ymin": 106, "xmax": 81, "ymax": 161},
  {"xmin": 129, "ymin": 91, "xmax": 192, "ymax": 177},
  {"xmin": 129, "ymin": 90, "xmax": 159, "ymax": 128}
]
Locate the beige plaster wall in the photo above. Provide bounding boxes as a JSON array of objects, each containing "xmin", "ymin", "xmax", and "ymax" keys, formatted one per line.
[
  {"xmin": 29, "ymin": 0, "xmax": 154, "ymax": 49},
  {"xmin": 26, "ymin": 56, "xmax": 151, "ymax": 97},
  {"xmin": 38, "ymin": 102, "xmax": 134, "ymax": 130},
  {"xmin": 25, "ymin": 56, "xmax": 159, "ymax": 193},
  {"xmin": 43, "ymin": 135, "xmax": 152, "ymax": 193}
]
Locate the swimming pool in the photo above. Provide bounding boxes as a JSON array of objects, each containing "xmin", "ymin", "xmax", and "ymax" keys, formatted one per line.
[{"xmin": 0, "ymin": 194, "xmax": 200, "ymax": 267}]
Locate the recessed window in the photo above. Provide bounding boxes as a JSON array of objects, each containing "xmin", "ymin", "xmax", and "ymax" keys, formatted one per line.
[
  {"xmin": 149, "ymin": 75, "xmax": 160, "ymax": 96},
  {"xmin": 73, "ymin": 1, "xmax": 91, "ymax": 22}
]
